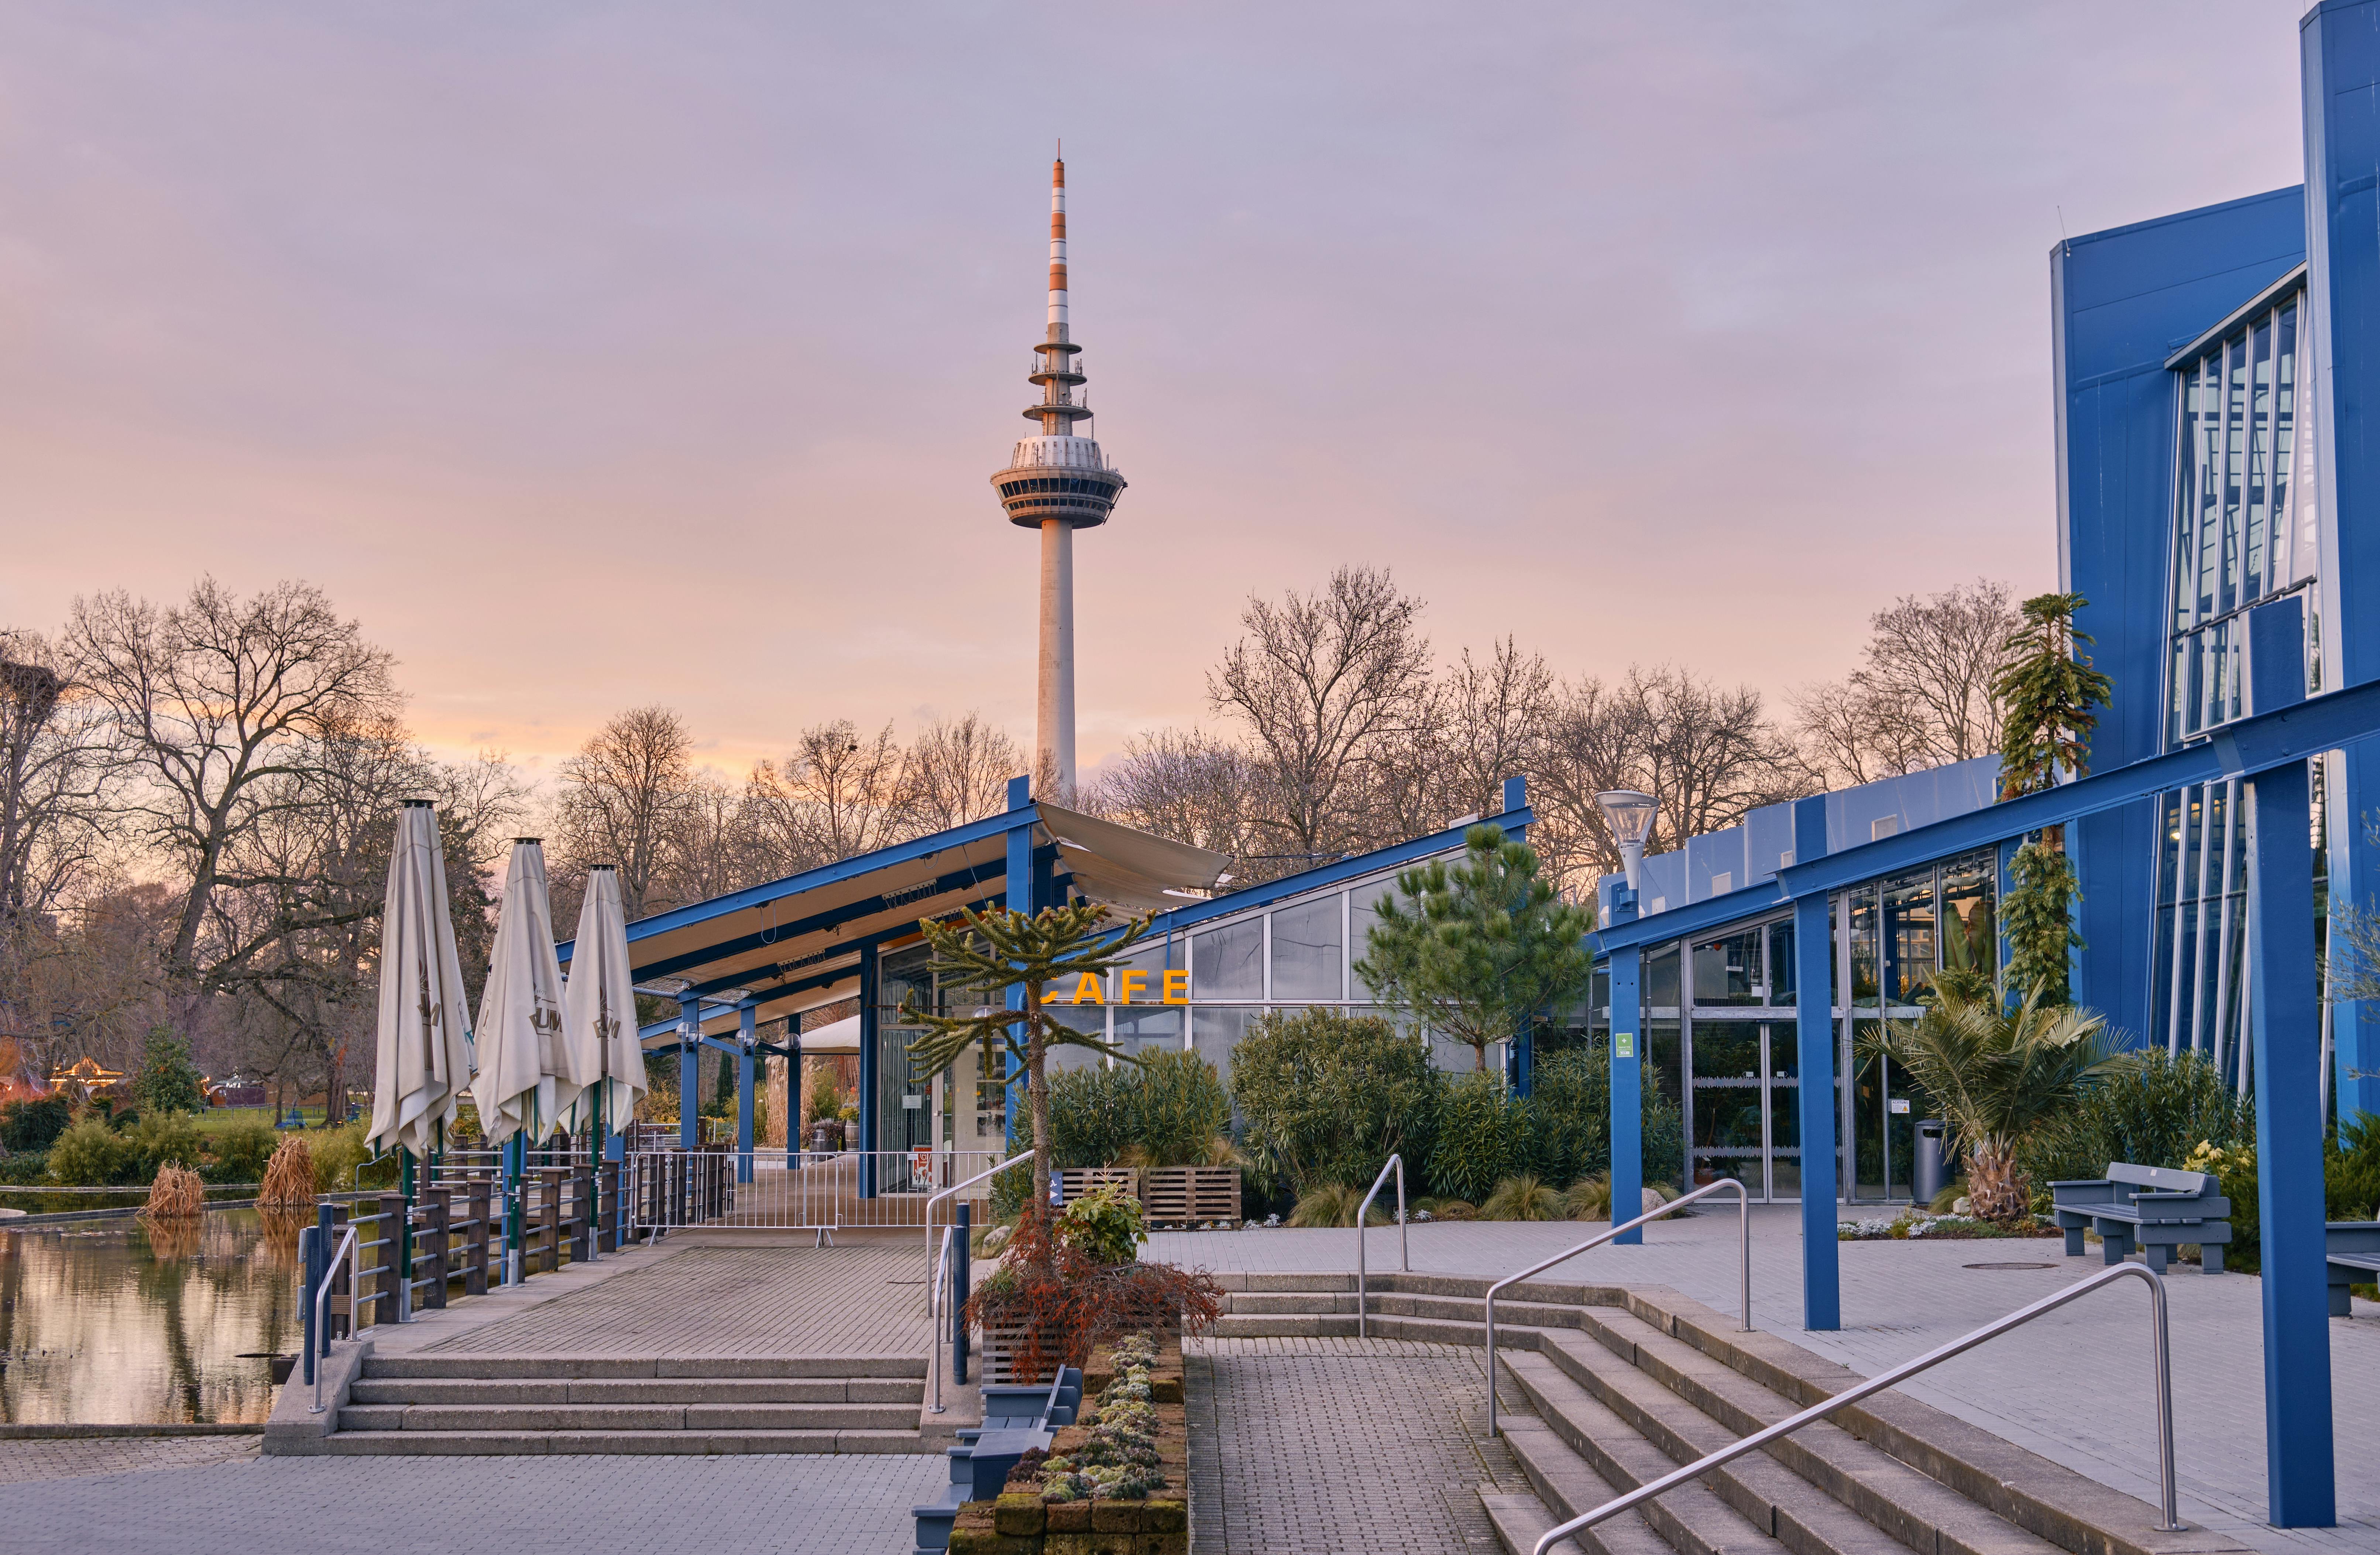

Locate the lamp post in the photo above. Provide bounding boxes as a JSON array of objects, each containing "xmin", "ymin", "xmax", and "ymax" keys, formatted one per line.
[{"xmin": 1594, "ymin": 790, "xmax": 1658, "ymax": 1244}]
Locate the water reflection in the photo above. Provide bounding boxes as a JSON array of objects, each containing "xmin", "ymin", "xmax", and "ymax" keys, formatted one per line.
[{"xmin": 1, "ymin": 1210, "xmax": 299, "ymax": 1424}]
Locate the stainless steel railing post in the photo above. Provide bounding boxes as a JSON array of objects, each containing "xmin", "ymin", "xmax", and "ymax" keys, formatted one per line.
[
  {"xmin": 310, "ymin": 1223, "xmax": 361, "ymax": 1415},
  {"xmin": 1486, "ymin": 1178, "xmax": 1747, "ymax": 1439},
  {"xmin": 1354, "ymin": 1155, "xmax": 1406, "ymax": 1340}
]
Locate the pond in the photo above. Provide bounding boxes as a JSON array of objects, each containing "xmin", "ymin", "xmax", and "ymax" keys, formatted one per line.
[{"xmin": 1, "ymin": 1209, "xmax": 304, "ymax": 1425}]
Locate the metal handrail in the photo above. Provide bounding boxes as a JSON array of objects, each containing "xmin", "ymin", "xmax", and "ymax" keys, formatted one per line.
[
  {"xmin": 1354, "ymin": 1155, "xmax": 1408, "ymax": 1339},
  {"xmin": 1487, "ymin": 1177, "xmax": 1748, "ymax": 1437},
  {"xmin": 928, "ymin": 1225, "xmax": 955, "ymax": 1415},
  {"xmin": 925, "ymin": 1153, "xmax": 1033, "ymax": 1273},
  {"xmin": 310, "ymin": 1223, "xmax": 360, "ymax": 1414},
  {"xmin": 1526, "ymin": 1263, "xmax": 2182, "ymax": 1555}
]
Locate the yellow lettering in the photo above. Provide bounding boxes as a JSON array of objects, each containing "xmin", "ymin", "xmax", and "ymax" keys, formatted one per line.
[
  {"xmin": 1070, "ymin": 972, "xmax": 1104, "ymax": 1005},
  {"xmin": 1161, "ymin": 969, "xmax": 1189, "ymax": 1004},
  {"xmin": 1119, "ymin": 970, "xmax": 1150, "ymax": 1005}
]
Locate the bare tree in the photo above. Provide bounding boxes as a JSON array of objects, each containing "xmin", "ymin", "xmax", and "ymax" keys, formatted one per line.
[
  {"xmin": 1086, "ymin": 727, "xmax": 1272, "ymax": 871},
  {"xmin": 66, "ymin": 579, "xmax": 402, "ymax": 1012},
  {"xmin": 0, "ymin": 631, "xmax": 115, "ymax": 1084},
  {"xmin": 1788, "ymin": 677, "xmax": 1937, "ymax": 787},
  {"xmin": 550, "ymin": 706, "xmax": 697, "ymax": 920},
  {"xmin": 1795, "ymin": 579, "xmax": 2017, "ymax": 784},
  {"xmin": 744, "ymin": 719, "xmax": 913, "ymax": 872},
  {"xmin": 655, "ymin": 771, "xmax": 756, "ymax": 906},
  {"xmin": 1435, "ymin": 637, "xmax": 1554, "ymax": 823},
  {"xmin": 1209, "ymin": 566, "xmax": 1435, "ymax": 864},
  {"xmin": 902, "ymin": 714, "xmax": 1023, "ymax": 832},
  {"xmin": 1538, "ymin": 664, "xmax": 1813, "ymax": 891}
]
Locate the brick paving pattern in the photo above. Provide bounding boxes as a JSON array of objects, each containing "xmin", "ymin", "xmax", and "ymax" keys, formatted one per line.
[
  {"xmin": 1153, "ymin": 1211, "xmax": 2380, "ymax": 1555},
  {"xmin": 422, "ymin": 1244, "xmax": 931, "ymax": 1357},
  {"xmin": 4, "ymin": 1450, "xmax": 949, "ymax": 1555},
  {"xmin": 0, "ymin": 1433, "xmax": 261, "ymax": 1484},
  {"xmin": 1185, "ymin": 1336, "xmax": 1525, "ymax": 1554}
]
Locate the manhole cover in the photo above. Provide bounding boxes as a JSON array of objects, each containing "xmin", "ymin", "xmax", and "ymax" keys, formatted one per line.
[{"xmin": 1963, "ymin": 1261, "xmax": 2056, "ymax": 1271}]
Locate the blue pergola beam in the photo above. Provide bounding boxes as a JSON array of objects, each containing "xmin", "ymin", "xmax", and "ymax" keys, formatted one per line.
[
  {"xmin": 626, "ymin": 855, "xmax": 1023, "ymax": 984},
  {"xmin": 1591, "ymin": 672, "xmax": 2380, "ymax": 958},
  {"xmin": 559, "ymin": 805, "xmax": 1040, "ymax": 965}
]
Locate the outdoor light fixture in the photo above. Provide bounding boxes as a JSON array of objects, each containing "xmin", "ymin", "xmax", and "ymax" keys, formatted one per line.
[{"xmin": 1594, "ymin": 789, "xmax": 1660, "ymax": 891}]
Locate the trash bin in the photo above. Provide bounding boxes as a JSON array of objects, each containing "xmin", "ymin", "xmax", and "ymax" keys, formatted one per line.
[{"xmin": 1914, "ymin": 1119, "xmax": 1948, "ymax": 1207}]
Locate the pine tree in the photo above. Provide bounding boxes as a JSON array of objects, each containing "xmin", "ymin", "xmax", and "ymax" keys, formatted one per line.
[
  {"xmin": 1354, "ymin": 825, "xmax": 1594, "ymax": 1073},
  {"xmin": 902, "ymin": 904, "xmax": 1154, "ymax": 1244}
]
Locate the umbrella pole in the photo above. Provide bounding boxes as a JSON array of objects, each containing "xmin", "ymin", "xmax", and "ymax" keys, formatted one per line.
[{"xmin": 398, "ymin": 1147, "xmax": 416, "ymax": 1322}]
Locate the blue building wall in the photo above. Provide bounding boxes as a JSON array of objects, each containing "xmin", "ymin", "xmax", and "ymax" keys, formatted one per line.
[
  {"xmin": 2052, "ymin": 187, "xmax": 2307, "ymax": 1047},
  {"xmin": 2304, "ymin": 0, "xmax": 2380, "ymax": 1119}
]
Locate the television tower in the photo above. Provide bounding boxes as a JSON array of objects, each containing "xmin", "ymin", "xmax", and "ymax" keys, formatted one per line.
[{"xmin": 990, "ymin": 154, "xmax": 1125, "ymax": 798}]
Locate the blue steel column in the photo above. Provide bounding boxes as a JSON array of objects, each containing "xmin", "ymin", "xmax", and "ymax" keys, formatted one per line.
[
  {"xmin": 1504, "ymin": 774, "xmax": 1535, "ymax": 1098},
  {"xmin": 1607, "ymin": 890, "xmax": 1642, "ymax": 1244},
  {"xmin": 2243, "ymin": 597, "xmax": 2333, "ymax": 1525},
  {"xmin": 677, "ymin": 995, "xmax": 699, "ymax": 1152},
  {"xmin": 1004, "ymin": 775, "xmax": 1035, "ymax": 1154},
  {"xmin": 1791, "ymin": 795, "xmax": 1840, "ymax": 1329},
  {"xmin": 858, "ymin": 943, "xmax": 880, "ymax": 1200},
  {"xmin": 735, "ymin": 999, "xmax": 756, "ymax": 1185},
  {"xmin": 786, "ymin": 1018, "xmax": 804, "ymax": 1170}
]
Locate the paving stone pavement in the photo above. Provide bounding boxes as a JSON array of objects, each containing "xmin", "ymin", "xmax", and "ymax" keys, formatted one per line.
[
  {"xmin": 1, "ymin": 1449, "xmax": 950, "ymax": 1555},
  {"xmin": 1152, "ymin": 1211, "xmax": 2380, "ymax": 1555},
  {"xmin": 0, "ymin": 1433, "xmax": 261, "ymax": 1484},
  {"xmin": 1185, "ymin": 1336, "xmax": 1526, "ymax": 1555}
]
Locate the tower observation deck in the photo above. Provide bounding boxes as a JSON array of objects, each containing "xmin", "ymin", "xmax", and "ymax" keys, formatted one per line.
[{"xmin": 993, "ymin": 155, "xmax": 1124, "ymax": 794}]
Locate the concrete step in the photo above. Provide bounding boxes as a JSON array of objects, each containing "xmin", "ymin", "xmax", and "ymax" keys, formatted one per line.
[
  {"xmin": 1222, "ymin": 1291, "xmax": 1359, "ymax": 1315},
  {"xmin": 1480, "ymin": 1484, "xmax": 1593, "ymax": 1555},
  {"xmin": 1555, "ymin": 1311, "xmax": 2063, "ymax": 1555},
  {"xmin": 347, "ymin": 1376, "xmax": 921, "ymax": 1406},
  {"xmin": 359, "ymin": 1352, "xmax": 924, "ymax": 1380},
  {"xmin": 314, "ymin": 1427, "xmax": 927, "ymax": 1456},
  {"xmin": 337, "ymin": 1401, "xmax": 918, "ymax": 1433},
  {"xmin": 1502, "ymin": 1352, "xmax": 1782, "ymax": 1555}
]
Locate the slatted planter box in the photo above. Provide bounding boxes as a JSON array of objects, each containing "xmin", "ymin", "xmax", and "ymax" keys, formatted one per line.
[
  {"xmin": 1057, "ymin": 1167, "xmax": 1140, "ymax": 1205},
  {"xmin": 1139, "ymin": 1167, "xmax": 1239, "ymax": 1228},
  {"xmin": 977, "ymin": 1319, "xmax": 1033, "ymax": 1387}
]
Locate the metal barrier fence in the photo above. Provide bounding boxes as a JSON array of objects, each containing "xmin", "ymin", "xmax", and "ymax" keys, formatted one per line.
[{"xmin": 626, "ymin": 1149, "xmax": 1004, "ymax": 1235}]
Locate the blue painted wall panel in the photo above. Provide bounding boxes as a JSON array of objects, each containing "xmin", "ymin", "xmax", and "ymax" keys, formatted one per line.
[
  {"xmin": 2305, "ymin": 0, "xmax": 2380, "ymax": 1120},
  {"xmin": 2055, "ymin": 187, "xmax": 2307, "ymax": 1047}
]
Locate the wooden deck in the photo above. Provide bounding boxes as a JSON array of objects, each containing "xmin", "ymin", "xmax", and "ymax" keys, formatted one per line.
[{"xmin": 419, "ymin": 1243, "xmax": 935, "ymax": 1359}]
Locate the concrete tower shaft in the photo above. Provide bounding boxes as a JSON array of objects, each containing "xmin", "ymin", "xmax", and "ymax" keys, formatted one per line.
[{"xmin": 990, "ymin": 155, "xmax": 1126, "ymax": 797}]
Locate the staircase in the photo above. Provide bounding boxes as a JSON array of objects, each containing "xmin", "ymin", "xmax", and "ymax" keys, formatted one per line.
[
  {"xmin": 319, "ymin": 1353, "xmax": 929, "ymax": 1454},
  {"xmin": 1212, "ymin": 1273, "xmax": 2238, "ymax": 1555}
]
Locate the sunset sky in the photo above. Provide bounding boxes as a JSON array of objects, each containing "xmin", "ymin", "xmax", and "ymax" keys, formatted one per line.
[{"xmin": 0, "ymin": 3, "xmax": 2312, "ymax": 789}]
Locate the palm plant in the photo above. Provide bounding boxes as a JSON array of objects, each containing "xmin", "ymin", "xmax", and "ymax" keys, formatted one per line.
[{"xmin": 1870, "ymin": 973, "xmax": 2120, "ymax": 1223}]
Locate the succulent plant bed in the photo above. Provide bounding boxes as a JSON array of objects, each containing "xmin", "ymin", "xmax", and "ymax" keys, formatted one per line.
[
  {"xmin": 1838, "ymin": 1209, "xmax": 2061, "ymax": 1241},
  {"xmin": 950, "ymin": 1330, "xmax": 1190, "ymax": 1555}
]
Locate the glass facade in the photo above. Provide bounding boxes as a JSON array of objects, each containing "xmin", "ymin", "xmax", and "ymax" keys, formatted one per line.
[
  {"xmin": 2152, "ymin": 281, "xmax": 2329, "ymax": 1084},
  {"xmin": 1606, "ymin": 847, "xmax": 1996, "ymax": 1204}
]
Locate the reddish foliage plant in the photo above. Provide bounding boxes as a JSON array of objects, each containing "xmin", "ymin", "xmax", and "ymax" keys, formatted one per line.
[{"xmin": 964, "ymin": 1205, "xmax": 1223, "ymax": 1384}]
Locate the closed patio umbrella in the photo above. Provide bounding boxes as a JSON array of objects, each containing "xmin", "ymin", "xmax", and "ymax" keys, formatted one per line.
[
  {"xmin": 561, "ymin": 864, "xmax": 645, "ymax": 1146},
  {"xmin": 471, "ymin": 838, "xmax": 579, "ymax": 1145},
  {"xmin": 366, "ymin": 801, "xmax": 475, "ymax": 1161}
]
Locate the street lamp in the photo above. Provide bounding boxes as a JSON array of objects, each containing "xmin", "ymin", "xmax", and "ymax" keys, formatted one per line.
[{"xmin": 1594, "ymin": 790, "xmax": 1660, "ymax": 892}]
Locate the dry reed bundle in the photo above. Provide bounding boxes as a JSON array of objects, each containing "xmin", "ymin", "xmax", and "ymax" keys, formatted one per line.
[
  {"xmin": 141, "ymin": 1164, "xmax": 206, "ymax": 1219},
  {"xmin": 260, "ymin": 1136, "xmax": 318, "ymax": 1207}
]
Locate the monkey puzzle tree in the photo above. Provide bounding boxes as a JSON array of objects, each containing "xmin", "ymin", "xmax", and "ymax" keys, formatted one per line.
[
  {"xmin": 1990, "ymin": 593, "xmax": 2114, "ymax": 1006},
  {"xmin": 901, "ymin": 903, "xmax": 1154, "ymax": 1243}
]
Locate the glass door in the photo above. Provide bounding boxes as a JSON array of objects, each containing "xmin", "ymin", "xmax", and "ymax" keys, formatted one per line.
[
  {"xmin": 1690, "ymin": 1020, "xmax": 1766, "ymax": 1198},
  {"xmin": 1766, "ymin": 1024, "xmax": 1800, "ymax": 1199}
]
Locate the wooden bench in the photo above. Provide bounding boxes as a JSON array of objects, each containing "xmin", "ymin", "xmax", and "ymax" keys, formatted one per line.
[
  {"xmin": 2050, "ymin": 1162, "xmax": 2230, "ymax": 1274},
  {"xmin": 2328, "ymin": 1222, "xmax": 2380, "ymax": 1315}
]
